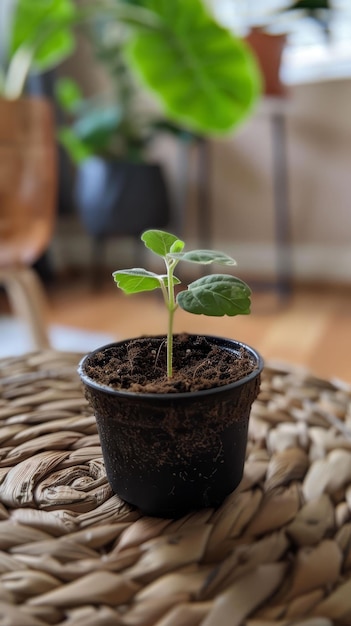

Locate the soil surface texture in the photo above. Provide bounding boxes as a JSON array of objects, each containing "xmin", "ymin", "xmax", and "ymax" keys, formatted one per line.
[{"xmin": 84, "ymin": 334, "xmax": 258, "ymax": 393}]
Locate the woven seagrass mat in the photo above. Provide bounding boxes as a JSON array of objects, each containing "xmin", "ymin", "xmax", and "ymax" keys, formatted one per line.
[{"xmin": 0, "ymin": 351, "xmax": 351, "ymax": 626}]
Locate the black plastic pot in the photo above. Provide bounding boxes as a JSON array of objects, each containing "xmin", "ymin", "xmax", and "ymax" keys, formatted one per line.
[
  {"xmin": 78, "ymin": 335, "xmax": 263, "ymax": 518},
  {"xmin": 75, "ymin": 157, "xmax": 170, "ymax": 237}
]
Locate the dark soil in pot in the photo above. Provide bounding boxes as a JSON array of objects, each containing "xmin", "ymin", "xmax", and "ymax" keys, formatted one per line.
[
  {"xmin": 83, "ymin": 333, "xmax": 257, "ymax": 393},
  {"xmin": 79, "ymin": 334, "xmax": 263, "ymax": 517}
]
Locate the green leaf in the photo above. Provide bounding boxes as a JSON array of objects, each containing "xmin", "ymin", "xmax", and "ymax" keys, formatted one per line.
[
  {"xmin": 58, "ymin": 128, "xmax": 93, "ymax": 164},
  {"xmin": 11, "ymin": 0, "xmax": 77, "ymax": 72},
  {"xmin": 169, "ymin": 250, "xmax": 236, "ymax": 265},
  {"xmin": 177, "ymin": 274, "xmax": 251, "ymax": 316},
  {"xmin": 170, "ymin": 239, "xmax": 185, "ymax": 254},
  {"xmin": 141, "ymin": 230, "xmax": 184, "ymax": 257},
  {"xmin": 73, "ymin": 106, "xmax": 122, "ymax": 146},
  {"xmin": 113, "ymin": 269, "xmax": 162, "ymax": 294},
  {"xmin": 55, "ymin": 77, "xmax": 82, "ymax": 112},
  {"xmin": 125, "ymin": 0, "xmax": 261, "ymax": 135},
  {"xmin": 113, "ymin": 267, "xmax": 181, "ymax": 293}
]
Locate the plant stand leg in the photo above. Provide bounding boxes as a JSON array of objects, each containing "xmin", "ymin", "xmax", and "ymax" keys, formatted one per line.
[
  {"xmin": 271, "ymin": 110, "xmax": 293, "ymax": 300},
  {"xmin": 197, "ymin": 137, "xmax": 212, "ymax": 251},
  {"xmin": 175, "ymin": 138, "xmax": 191, "ymax": 236}
]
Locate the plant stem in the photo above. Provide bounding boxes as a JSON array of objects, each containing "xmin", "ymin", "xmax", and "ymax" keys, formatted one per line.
[
  {"xmin": 165, "ymin": 258, "xmax": 178, "ymax": 379},
  {"xmin": 167, "ymin": 307, "xmax": 175, "ymax": 379}
]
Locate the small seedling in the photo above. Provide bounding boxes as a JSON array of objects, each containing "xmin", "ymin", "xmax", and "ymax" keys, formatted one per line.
[{"xmin": 113, "ymin": 230, "xmax": 251, "ymax": 378}]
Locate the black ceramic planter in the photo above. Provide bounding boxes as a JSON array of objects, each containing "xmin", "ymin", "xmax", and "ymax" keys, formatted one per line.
[
  {"xmin": 75, "ymin": 158, "xmax": 170, "ymax": 237},
  {"xmin": 78, "ymin": 335, "xmax": 263, "ymax": 518}
]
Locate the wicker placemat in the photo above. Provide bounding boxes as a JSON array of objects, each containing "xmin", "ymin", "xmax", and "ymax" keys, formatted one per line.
[{"xmin": 0, "ymin": 351, "xmax": 351, "ymax": 626}]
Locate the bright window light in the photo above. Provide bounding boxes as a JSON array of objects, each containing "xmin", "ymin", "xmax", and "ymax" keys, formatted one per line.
[{"xmin": 206, "ymin": 0, "xmax": 351, "ymax": 84}]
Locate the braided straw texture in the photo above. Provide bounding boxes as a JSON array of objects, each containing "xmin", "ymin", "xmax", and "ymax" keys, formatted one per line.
[{"xmin": 0, "ymin": 351, "xmax": 351, "ymax": 626}]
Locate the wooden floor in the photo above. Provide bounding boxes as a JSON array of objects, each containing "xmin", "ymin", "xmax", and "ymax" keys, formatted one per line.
[{"xmin": 45, "ymin": 276, "xmax": 351, "ymax": 384}]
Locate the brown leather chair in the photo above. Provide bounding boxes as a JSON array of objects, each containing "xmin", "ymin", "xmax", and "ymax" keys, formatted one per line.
[{"xmin": 0, "ymin": 97, "xmax": 57, "ymax": 349}]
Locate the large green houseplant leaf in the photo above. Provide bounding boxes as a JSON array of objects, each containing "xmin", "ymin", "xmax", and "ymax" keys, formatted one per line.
[
  {"xmin": 57, "ymin": 0, "xmax": 262, "ymax": 164},
  {"xmin": 126, "ymin": 0, "xmax": 262, "ymax": 134},
  {"xmin": 2, "ymin": 0, "xmax": 77, "ymax": 98},
  {"xmin": 10, "ymin": 0, "xmax": 76, "ymax": 70}
]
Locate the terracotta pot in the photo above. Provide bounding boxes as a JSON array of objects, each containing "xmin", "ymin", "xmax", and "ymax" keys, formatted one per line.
[
  {"xmin": 78, "ymin": 335, "xmax": 263, "ymax": 518},
  {"xmin": 0, "ymin": 97, "xmax": 56, "ymax": 267},
  {"xmin": 246, "ymin": 28, "xmax": 287, "ymax": 97}
]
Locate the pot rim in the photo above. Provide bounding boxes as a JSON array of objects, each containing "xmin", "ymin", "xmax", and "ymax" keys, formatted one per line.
[{"xmin": 78, "ymin": 334, "xmax": 264, "ymax": 400}]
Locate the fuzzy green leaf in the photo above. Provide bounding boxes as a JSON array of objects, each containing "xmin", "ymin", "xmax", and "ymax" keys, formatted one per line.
[
  {"xmin": 141, "ymin": 230, "xmax": 184, "ymax": 257},
  {"xmin": 113, "ymin": 268, "xmax": 180, "ymax": 294},
  {"xmin": 113, "ymin": 269, "xmax": 162, "ymax": 293},
  {"xmin": 177, "ymin": 274, "xmax": 251, "ymax": 316},
  {"xmin": 170, "ymin": 239, "xmax": 185, "ymax": 254},
  {"xmin": 169, "ymin": 249, "xmax": 236, "ymax": 265}
]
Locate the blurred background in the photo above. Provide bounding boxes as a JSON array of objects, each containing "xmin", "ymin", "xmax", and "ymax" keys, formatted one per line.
[{"xmin": 0, "ymin": 0, "xmax": 350, "ymax": 382}]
